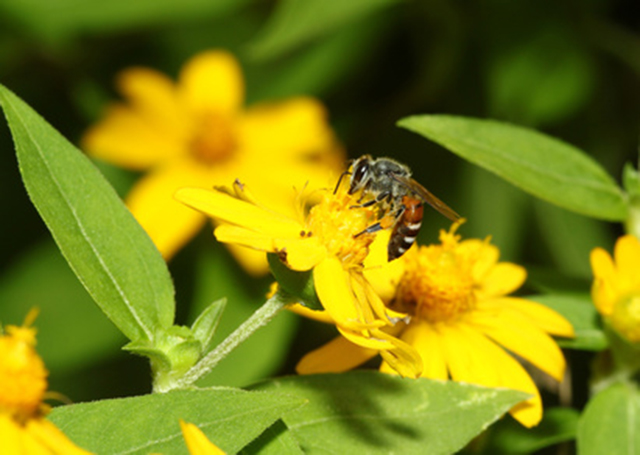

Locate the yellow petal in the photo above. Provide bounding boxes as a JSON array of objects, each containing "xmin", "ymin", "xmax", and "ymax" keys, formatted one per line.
[
  {"xmin": 179, "ymin": 51, "xmax": 243, "ymax": 116},
  {"xmin": 83, "ymin": 104, "xmax": 185, "ymax": 170},
  {"xmin": 377, "ymin": 330, "xmax": 423, "ymax": 378},
  {"xmin": 469, "ymin": 308, "xmax": 567, "ymax": 381},
  {"xmin": 401, "ymin": 321, "xmax": 448, "ymax": 380},
  {"xmin": 296, "ymin": 336, "xmax": 378, "ymax": 374},
  {"xmin": 614, "ymin": 235, "xmax": 640, "ymax": 283},
  {"xmin": 364, "ymin": 231, "xmax": 405, "ymax": 302},
  {"xmin": 287, "ymin": 303, "xmax": 334, "ymax": 323},
  {"xmin": 491, "ymin": 298, "xmax": 575, "ymax": 338},
  {"xmin": 215, "ymin": 225, "xmax": 325, "ymax": 271},
  {"xmin": 337, "ymin": 326, "xmax": 394, "ymax": 350},
  {"xmin": 128, "ymin": 161, "xmax": 210, "ymax": 259},
  {"xmin": 590, "ymin": 247, "xmax": 618, "ymax": 316},
  {"xmin": 176, "ymin": 187, "xmax": 303, "ymax": 238},
  {"xmin": 441, "ymin": 323, "xmax": 542, "ymax": 427},
  {"xmin": 180, "ymin": 420, "xmax": 226, "ymax": 455},
  {"xmin": 26, "ymin": 418, "xmax": 93, "ymax": 454},
  {"xmin": 313, "ymin": 257, "xmax": 363, "ymax": 326},
  {"xmin": 223, "ymin": 243, "xmax": 269, "ymax": 277},
  {"xmin": 274, "ymin": 237, "xmax": 327, "ymax": 271},
  {"xmin": 240, "ymin": 98, "xmax": 335, "ymax": 161},
  {"xmin": 116, "ymin": 67, "xmax": 190, "ymax": 137},
  {"xmin": 0, "ymin": 414, "xmax": 21, "ymax": 454},
  {"xmin": 479, "ymin": 262, "xmax": 526, "ymax": 298}
]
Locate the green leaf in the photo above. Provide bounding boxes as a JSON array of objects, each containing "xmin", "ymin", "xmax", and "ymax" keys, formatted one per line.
[
  {"xmin": 240, "ymin": 420, "xmax": 304, "ymax": 455},
  {"xmin": 248, "ymin": 0, "xmax": 398, "ymax": 60},
  {"xmin": 527, "ymin": 294, "xmax": 607, "ymax": 351},
  {"xmin": 191, "ymin": 298, "xmax": 227, "ymax": 355},
  {"xmin": 0, "ymin": 84, "xmax": 175, "ymax": 343},
  {"xmin": 251, "ymin": 371, "xmax": 529, "ymax": 454},
  {"xmin": 398, "ymin": 115, "xmax": 628, "ymax": 221},
  {"xmin": 577, "ymin": 382, "xmax": 640, "ymax": 455},
  {"xmin": 49, "ymin": 388, "xmax": 307, "ymax": 454},
  {"xmin": 0, "ymin": 241, "xmax": 124, "ymax": 371},
  {"xmin": 483, "ymin": 407, "xmax": 579, "ymax": 454}
]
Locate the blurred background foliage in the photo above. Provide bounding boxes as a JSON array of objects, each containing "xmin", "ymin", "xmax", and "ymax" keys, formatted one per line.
[{"xmin": 0, "ymin": 0, "xmax": 638, "ymax": 446}]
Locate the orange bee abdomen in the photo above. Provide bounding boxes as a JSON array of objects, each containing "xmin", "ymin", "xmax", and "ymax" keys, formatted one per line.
[{"xmin": 388, "ymin": 195, "xmax": 423, "ymax": 261}]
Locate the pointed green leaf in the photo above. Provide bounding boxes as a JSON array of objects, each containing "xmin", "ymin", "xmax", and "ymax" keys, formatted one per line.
[
  {"xmin": 527, "ymin": 294, "xmax": 607, "ymax": 351},
  {"xmin": 248, "ymin": 0, "xmax": 398, "ymax": 60},
  {"xmin": 251, "ymin": 371, "xmax": 529, "ymax": 454},
  {"xmin": 577, "ymin": 382, "xmax": 640, "ymax": 455},
  {"xmin": 49, "ymin": 388, "xmax": 307, "ymax": 454},
  {"xmin": 0, "ymin": 84, "xmax": 175, "ymax": 342},
  {"xmin": 398, "ymin": 115, "xmax": 628, "ymax": 221},
  {"xmin": 191, "ymin": 298, "xmax": 226, "ymax": 355}
]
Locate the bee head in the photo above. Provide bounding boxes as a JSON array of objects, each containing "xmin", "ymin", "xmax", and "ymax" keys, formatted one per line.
[{"xmin": 348, "ymin": 155, "xmax": 373, "ymax": 194}]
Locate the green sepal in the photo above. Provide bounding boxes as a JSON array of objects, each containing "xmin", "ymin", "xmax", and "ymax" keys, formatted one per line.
[
  {"xmin": 124, "ymin": 326, "xmax": 203, "ymax": 392},
  {"xmin": 190, "ymin": 297, "xmax": 226, "ymax": 354},
  {"xmin": 267, "ymin": 253, "xmax": 323, "ymax": 311}
]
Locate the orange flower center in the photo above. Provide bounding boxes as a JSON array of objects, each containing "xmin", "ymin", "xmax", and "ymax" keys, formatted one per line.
[
  {"xmin": 307, "ymin": 190, "xmax": 378, "ymax": 267},
  {"xmin": 0, "ymin": 325, "xmax": 48, "ymax": 423},
  {"xmin": 392, "ymin": 225, "xmax": 477, "ymax": 323},
  {"xmin": 190, "ymin": 112, "xmax": 237, "ymax": 165}
]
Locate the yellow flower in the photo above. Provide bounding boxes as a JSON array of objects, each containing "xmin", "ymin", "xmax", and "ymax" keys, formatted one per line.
[
  {"xmin": 83, "ymin": 50, "xmax": 343, "ymax": 274},
  {"xmin": 0, "ymin": 310, "xmax": 92, "ymax": 454},
  {"xmin": 297, "ymin": 223, "xmax": 575, "ymax": 428},
  {"xmin": 176, "ymin": 181, "xmax": 422, "ymax": 377},
  {"xmin": 591, "ymin": 235, "xmax": 640, "ymax": 343},
  {"xmin": 179, "ymin": 421, "xmax": 225, "ymax": 455}
]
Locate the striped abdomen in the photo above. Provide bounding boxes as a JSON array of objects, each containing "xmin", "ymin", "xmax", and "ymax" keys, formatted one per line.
[{"xmin": 387, "ymin": 195, "xmax": 423, "ymax": 261}]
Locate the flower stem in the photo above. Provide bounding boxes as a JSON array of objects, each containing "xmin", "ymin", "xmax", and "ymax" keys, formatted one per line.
[{"xmin": 162, "ymin": 291, "xmax": 293, "ymax": 392}]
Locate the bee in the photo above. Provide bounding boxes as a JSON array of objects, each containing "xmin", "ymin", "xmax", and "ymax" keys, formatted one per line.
[{"xmin": 338, "ymin": 155, "xmax": 460, "ymax": 261}]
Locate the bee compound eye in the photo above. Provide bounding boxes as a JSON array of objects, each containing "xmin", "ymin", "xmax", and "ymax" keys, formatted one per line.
[{"xmin": 349, "ymin": 159, "xmax": 370, "ymax": 192}]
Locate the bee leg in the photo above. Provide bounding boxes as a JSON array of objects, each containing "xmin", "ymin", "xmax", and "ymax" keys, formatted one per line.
[
  {"xmin": 353, "ymin": 213, "xmax": 397, "ymax": 237},
  {"xmin": 350, "ymin": 191, "xmax": 392, "ymax": 209}
]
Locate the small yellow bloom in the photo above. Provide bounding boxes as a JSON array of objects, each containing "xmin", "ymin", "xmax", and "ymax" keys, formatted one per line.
[
  {"xmin": 176, "ymin": 181, "xmax": 422, "ymax": 377},
  {"xmin": 298, "ymin": 223, "xmax": 574, "ymax": 428},
  {"xmin": 83, "ymin": 50, "xmax": 343, "ymax": 274},
  {"xmin": 179, "ymin": 421, "xmax": 225, "ymax": 455},
  {"xmin": 591, "ymin": 235, "xmax": 640, "ymax": 343},
  {"xmin": 0, "ymin": 311, "xmax": 92, "ymax": 454}
]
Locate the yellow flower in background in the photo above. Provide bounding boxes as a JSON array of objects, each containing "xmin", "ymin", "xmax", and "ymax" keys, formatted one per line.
[
  {"xmin": 179, "ymin": 421, "xmax": 225, "ymax": 455},
  {"xmin": 176, "ymin": 181, "xmax": 422, "ymax": 378},
  {"xmin": 83, "ymin": 50, "xmax": 343, "ymax": 274},
  {"xmin": 0, "ymin": 311, "xmax": 92, "ymax": 454},
  {"xmin": 298, "ymin": 223, "xmax": 574, "ymax": 428},
  {"xmin": 591, "ymin": 235, "xmax": 640, "ymax": 343}
]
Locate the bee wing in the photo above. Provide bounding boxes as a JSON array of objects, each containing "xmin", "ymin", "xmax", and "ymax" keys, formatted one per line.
[{"xmin": 390, "ymin": 173, "xmax": 460, "ymax": 222}]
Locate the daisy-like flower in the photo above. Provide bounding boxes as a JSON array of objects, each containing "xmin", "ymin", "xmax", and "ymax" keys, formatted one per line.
[
  {"xmin": 179, "ymin": 421, "xmax": 225, "ymax": 455},
  {"xmin": 0, "ymin": 310, "xmax": 92, "ymax": 454},
  {"xmin": 83, "ymin": 50, "xmax": 343, "ymax": 274},
  {"xmin": 175, "ymin": 181, "xmax": 422, "ymax": 377},
  {"xmin": 297, "ymin": 223, "xmax": 575, "ymax": 428},
  {"xmin": 590, "ymin": 234, "xmax": 640, "ymax": 343}
]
